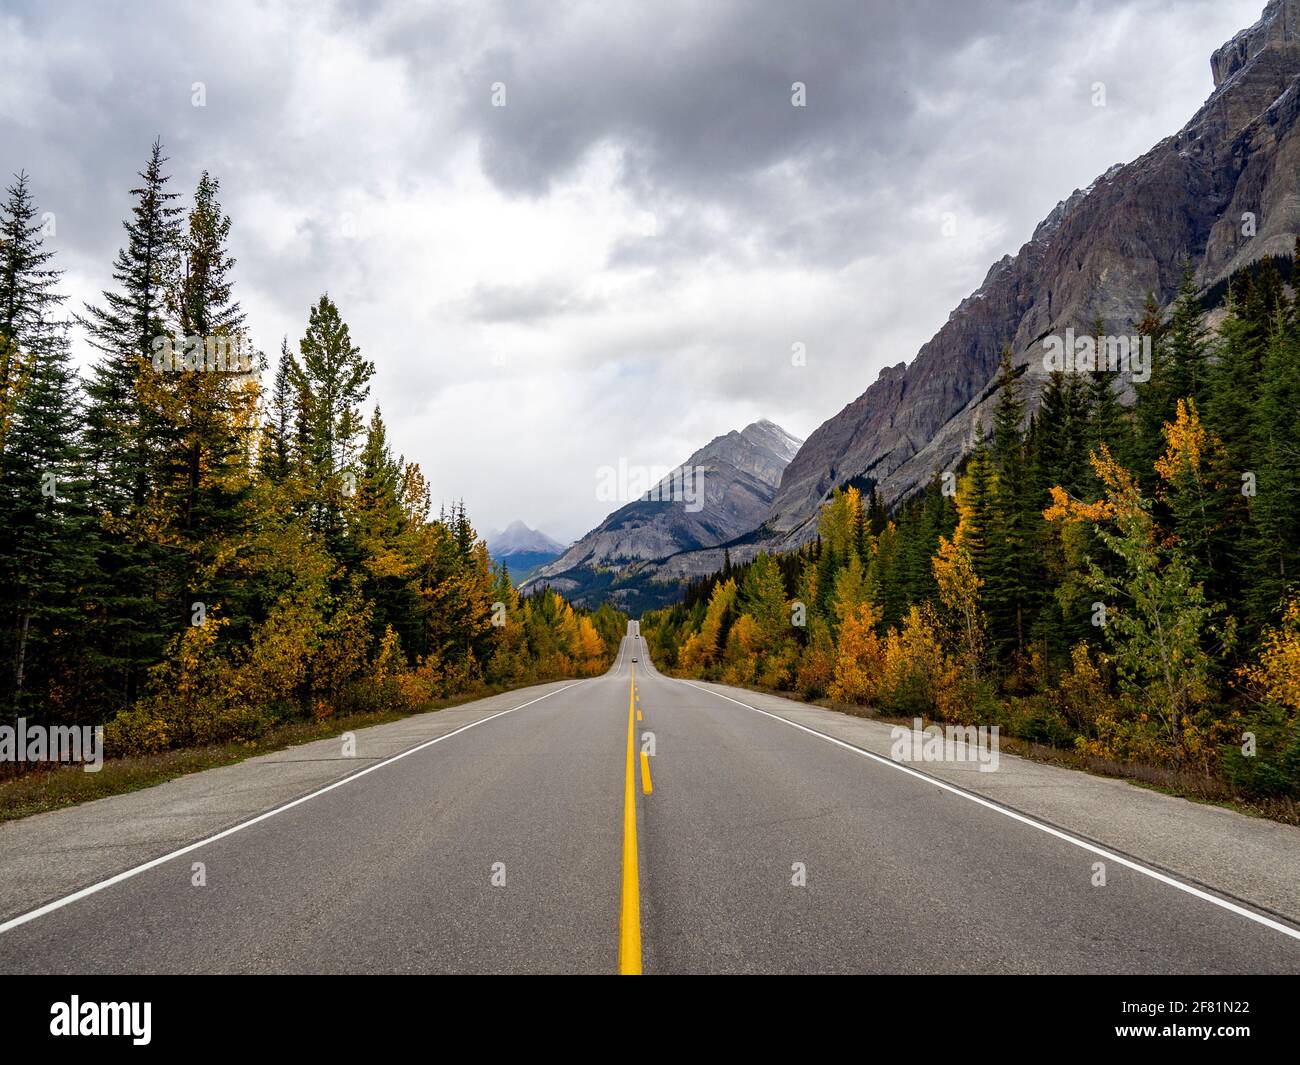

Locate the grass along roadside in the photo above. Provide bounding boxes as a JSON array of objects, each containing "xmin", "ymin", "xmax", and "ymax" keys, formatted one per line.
[{"xmin": 0, "ymin": 681, "xmax": 562, "ymax": 824}]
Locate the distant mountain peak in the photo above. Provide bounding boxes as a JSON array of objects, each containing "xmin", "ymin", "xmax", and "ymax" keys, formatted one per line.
[
  {"xmin": 487, "ymin": 521, "xmax": 566, "ymax": 556},
  {"xmin": 521, "ymin": 419, "xmax": 804, "ymax": 607},
  {"xmin": 740, "ymin": 419, "xmax": 803, "ymax": 461}
]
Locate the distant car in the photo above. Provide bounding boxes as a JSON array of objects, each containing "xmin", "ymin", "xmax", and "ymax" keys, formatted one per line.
[{"xmin": 632, "ymin": 656, "xmax": 638, "ymax": 663}]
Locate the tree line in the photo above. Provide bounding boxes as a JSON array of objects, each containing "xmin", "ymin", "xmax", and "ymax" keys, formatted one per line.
[
  {"xmin": 643, "ymin": 255, "xmax": 1300, "ymax": 802},
  {"xmin": 0, "ymin": 144, "xmax": 625, "ymax": 761}
]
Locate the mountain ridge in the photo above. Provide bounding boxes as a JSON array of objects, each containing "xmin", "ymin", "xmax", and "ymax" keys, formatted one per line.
[
  {"xmin": 520, "ymin": 418, "xmax": 802, "ymax": 606},
  {"xmin": 647, "ymin": 0, "xmax": 1300, "ymax": 583}
]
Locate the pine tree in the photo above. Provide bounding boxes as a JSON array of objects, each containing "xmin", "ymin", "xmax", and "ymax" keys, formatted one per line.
[
  {"xmin": 1034, "ymin": 371, "xmax": 1072, "ymax": 496},
  {"xmin": 141, "ymin": 170, "xmax": 261, "ymax": 636},
  {"xmin": 866, "ymin": 487, "xmax": 887, "ymax": 537},
  {"xmin": 77, "ymin": 142, "xmax": 185, "ymax": 709},
  {"xmin": 959, "ymin": 424, "xmax": 995, "ymax": 586},
  {"xmin": 259, "ymin": 338, "xmax": 298, "ymax": 484},
  {"xmin": 1248, "ymin": 306, "xmax": 1300, "ymax": 623},
  {"xmin": 1204, "ymin": 288, "xmax": 1256, "ymax": 480},
  {"xmin": 869, "ymin": 520, "xmax": 905, "ymax": 628},
  {"xmin": 352, "ymin": 408, "xmax": 417, "ymax": 645},
  {"xmin": 0, "ymin": 177, "xmax": 91, "ymax": 717},
  {"xmin": 0, "ymin": 326, "xmax": 95, "ymax": 715},
  {"xmin": 986, "ymin": 349, "xmax": 1038, "ymax": 657},
  {"xmin": 0, "ymin": 171, "xmax": 64, "ymax": 447},
  {"xmin": 1134, "ymin": 267, "xmax": 1209, "ymax": 488},
  {"xmin": 1154, "ymin": 398, "xmax": 1236, "ymax": 606},
  {"xmin": 289, "ymin": 293, "xmax": 375, "ymax": 547},
  {"xmin": 1163, "ymin": 263, "xmax": 1212, "ymax": 407},
  {"xmin": 79, "ymin": 140, "xmax": 183, "ymax": 514},
  {"xmin": 738, "ymin": 552, "xmax": 788, "ymax": 649},
  {"xmin": 1087, "ymin": 364, "xmax": 1128, "ymax": 473},
  {"xmin": 1130, "ymin": 290, "xmax": 1168, "ymax": 488}
]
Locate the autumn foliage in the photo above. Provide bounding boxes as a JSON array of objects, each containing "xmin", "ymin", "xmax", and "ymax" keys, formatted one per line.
[
  {"xmin": 646, "ymin": 262, "xmax": 1300, "ymax": 803},
  {"xmin": 0, "ymin": 148, "xmax": 624, "ymax": 765}
]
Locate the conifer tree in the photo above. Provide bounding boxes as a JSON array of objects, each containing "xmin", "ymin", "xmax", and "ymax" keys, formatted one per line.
[
  {"xmin": 352, "ymin": 408, "xmax": 417, "ymax": 644},
  {"xmin": 259, "ymin": 338, "xmax": 298, "ymax": 484},
  {"xmin": 1248, "ymin": 306, "xmax": 1300, "ymax": 622},
  {"xmin": 144, "ymin": 170, "xmax": 260, "ymax": 634},
  {"xmin": 0, "ymin": 178, "xmax": 91, "ymax": 715},
  {"xmin": 1134, "ymin": 267, "xmax": 1209, "ymax": 487},
  {"xmin": 1087, "ymin": 364, "xmax": 1128, "ymax": 472},
  {"xmin": 0, "ymin": 171, "xmax": 64, "ymax": 446},
  {"xmin": 79, "ymin": 140, "xmax": 183, "ymax": 514},
  {"xmin": 0, "ymin": 326, "xmax": 95, "ymax": 713},
  {"xmin": 986, "ymin": 350, "xmax": 1038, "ymax": 655},
  {"xmin": 290, "ymin": 294, "xmax": 375, "ymax": 548}
]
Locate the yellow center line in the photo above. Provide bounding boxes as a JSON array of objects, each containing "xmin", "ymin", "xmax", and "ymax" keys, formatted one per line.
[
  {"xmin": 640, "ymin": 750, "xmax": 653, "ymax": 795},
  {"xmin": 619, "ymin": 662, "xmax": 642, "ymax": 975}
]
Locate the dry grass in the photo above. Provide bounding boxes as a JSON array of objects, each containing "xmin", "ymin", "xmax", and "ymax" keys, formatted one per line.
[
  {"xmin": 0, "ymin": 686, "xmax": 516, "ymax": 824},
  {"xmin": 826, "ymin": 699, "xmax": 1300, "ymax": 825}
]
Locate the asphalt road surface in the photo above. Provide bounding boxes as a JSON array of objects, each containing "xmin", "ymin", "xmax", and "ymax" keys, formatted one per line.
[{"xmin": 2, "ymin": 622, "xmax": 1299, "ymax": 974}]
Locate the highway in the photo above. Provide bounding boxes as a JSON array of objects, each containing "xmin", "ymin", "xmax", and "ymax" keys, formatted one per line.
[{"xmin": 1, "ymin": 622, "xmax": 1299, "ymax": 974}]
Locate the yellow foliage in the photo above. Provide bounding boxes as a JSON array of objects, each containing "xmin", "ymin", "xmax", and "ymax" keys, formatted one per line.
[
  {"xmin": 828, "ymin": 602, "xmax": 885, "ymax": 704},
  {"xmin": 877, "ymin": 605, "xmax": 949, "ymax": 718},
  {"xmin": 1042, "ymin": 445, "xmax": 1130, "ymax": 525},
  {"xmin": 1238, "ymin": 597, "xmax": 1300, "ymax": 715},
  {"xmin": 1055, "ymin": 641, "xmax": 1111, "ymax": 734},
  {"xmin": 1154, "ymin": 398, "xmax": 1205, "ymax": 485},
  {"xmin": 932, "ymin": 534, "xmax": 985, "ymax": 678},
  {"xmin": 721, "ymin": 613, "xmax": 760, "ymax": 686},
  {"xmin": 794, "ymin": 620, "xmax": 835, "ymax": 698},
  {"xmin": 574, "ymin": 615, "xmax": 607, "ymax": 675},
  {"xmin": 818, "ymin": 486, "xmax": 863, "ymax": 559},
  {"xmin": 679, "ymin": 578, "xmax": 737, "ymax": 675}
]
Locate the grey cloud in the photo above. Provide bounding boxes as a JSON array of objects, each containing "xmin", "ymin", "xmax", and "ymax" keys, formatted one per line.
[
  {"xmin": 465, "ymin": 279, "xmax": 604, "ymax": 323},
  {"xmin": 0, "ymin": 0, "xmax": 1266, "ymax": 538}
]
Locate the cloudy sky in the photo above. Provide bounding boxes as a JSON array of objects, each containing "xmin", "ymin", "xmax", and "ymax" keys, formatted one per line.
[{"xmin": 0, "ymin": 0, "xmax": 1264, "ymax": 542}]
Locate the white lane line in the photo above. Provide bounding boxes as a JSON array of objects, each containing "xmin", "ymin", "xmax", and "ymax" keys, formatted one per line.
[
  {"xmin": 0, "ymin": 680, "xmax": 585, "ymax": 936},
  {"xmin": 682, "ymin": 680, "xmax": 1300, "ymax": 944}
]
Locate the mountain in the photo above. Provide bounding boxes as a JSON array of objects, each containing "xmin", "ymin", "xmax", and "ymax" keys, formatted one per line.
[
  {"xmin": 521, "ymin": 419, "xmax": 802, "ymax": 608},
  {"xmin": 652, "ymin": 0, "xmax": 1300, "ymax": 581},
  {"xmin": 487, "ymin": 521, "xmax": 567, "ymax": 581},
  {"xmin": 488, "ymin": 520, "xmax": 565, "ymax": 557}
]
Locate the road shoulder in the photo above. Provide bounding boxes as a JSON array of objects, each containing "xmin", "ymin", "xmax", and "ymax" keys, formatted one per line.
[
  {"xmin": 0, "ymin": 679, "xmax": 582, "ymax": 925},
  {"xmin": 686, "ymin": 679, "xmax": 1300, "ymax": 929}
]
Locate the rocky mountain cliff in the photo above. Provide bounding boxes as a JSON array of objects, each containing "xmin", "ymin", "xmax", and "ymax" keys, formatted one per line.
[
  {"xmin": 658, "ymin": 0, "xmax": 1300, "ymax": 581},
  {"xmin": 521, "ymin": 419, "xmax": 802, "ymax": 606}
]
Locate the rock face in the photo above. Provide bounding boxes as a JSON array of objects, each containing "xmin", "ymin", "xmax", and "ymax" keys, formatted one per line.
[
  {"xmin": 521, "ymin": 419, "xmax": 802, "ymax": 605},
  {"xmin": 665, "ymin": 0, "xmax": 1300, "ymax": 578}
]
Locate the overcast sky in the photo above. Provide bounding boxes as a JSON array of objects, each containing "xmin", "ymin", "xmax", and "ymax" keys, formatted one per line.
[{"xmin": 0, "ymin": 0, "xmax": 1264, "ymax": 542}]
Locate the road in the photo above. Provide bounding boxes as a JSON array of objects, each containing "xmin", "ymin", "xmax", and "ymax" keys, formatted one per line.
[{"xmin": 1, "ymin": 621, "xmax": 1299, "ymax": 974}]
